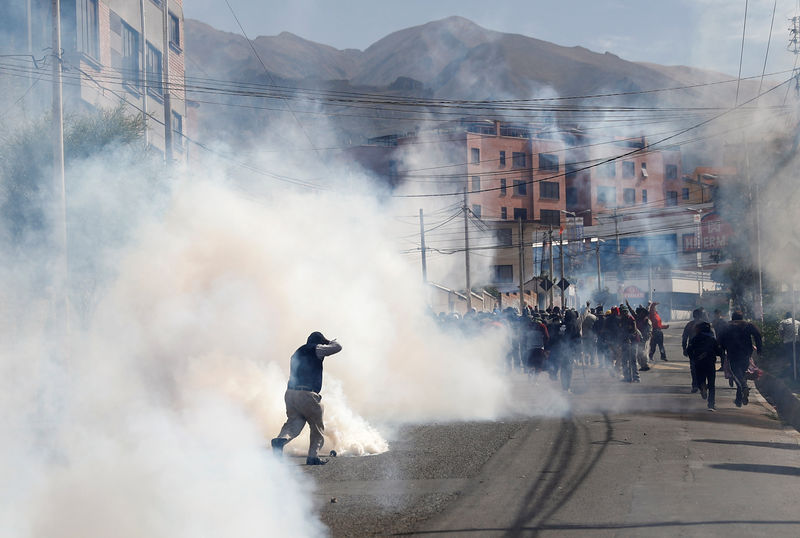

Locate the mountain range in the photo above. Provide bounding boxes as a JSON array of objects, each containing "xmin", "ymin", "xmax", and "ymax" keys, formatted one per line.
[{"xmin": 184, "ymin": 16, "xmax": 756, "ymax": 148}]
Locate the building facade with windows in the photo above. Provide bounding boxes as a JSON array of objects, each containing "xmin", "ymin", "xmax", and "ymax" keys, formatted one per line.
[{"xmin": 1, "ymin": 0, "xmax": 186, "ymax": 159}]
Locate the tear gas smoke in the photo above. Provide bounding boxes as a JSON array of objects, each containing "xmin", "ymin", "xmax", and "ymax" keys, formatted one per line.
[{"xmin": 0, "ymin": 136, "xmax": 570, "ymax": 536}]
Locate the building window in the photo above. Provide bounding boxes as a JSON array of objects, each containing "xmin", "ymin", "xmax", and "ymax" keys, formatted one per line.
[
  {"xmin": 496, "ymin": 229, "xmax": 512, "ymax": 246},
  {"xmin": 641, "ymin": 162, "xmax": 648, "ymax": 178},
  {"xmin": 597, "ymin": 186, "xmax": 616, "ymax": 207},
  {"xmin": 599, "ymin": 161, "xmax": 616, "ymax": 178},
  {"xmin": 512, "ymin": 152, "xmax": 526, "ymax": 168},
  {"xmin": 513, "ymin": 208, "xmax": 528, "ymax": 221},
  {"xmin": 682, "ymin": 187, "xmax": 690, "ymax": 200},
  {"xmin": 471, "ymin": 148, "xmax": 480, "ymax": 164},
  {"xmin": 171, "ymin": 111, "xmax": 183, "ymax": 148},
  {"xmin": 566, "ymin": 186, "xmax": 578, "ymax": 206},
  {"xmin": 471, "ymin": 175, "xmax": 480, "ymax": 191},
  {"xmin": 565, "ymin": 162, "xmax": 579, "ymax": 179},
  {"xmin": 121, "ymin": 23, "xmax": 140, "ymax": 89},
  {"xmin": 666, "ymin": 191, "xmax": 678, "ymax": 206},
  {"xmin": 79, "ymin": 0, "xmax": 99, "ymax": 59},
  {"xmin": 642, "ymin": 189, "xmax": 648, "ymax": 204},
  {"xmin": 494, "ymin": 265, "xmax": 514, "ymax": 283},
  {"xmin": 665, "ymin": 164, "xmax": 678, "ymax": 180},
  {"xmin": 623, "ymin": 188, "xmax": 636, "ymax": 205},
  {"xmin": 622, "ymin": 160, "xmax": 635, "ymax": 178},
  {"xmin": 146, "ymin": 42, "xmax": 163, "ymax": 96},
  {"xmin": 500, "ymin": 206, "xmax": 507, "ymax": 220},
  {"xmin": 169, "ymin": 12, "xmax": 181, "ymax": 49},
  {"xmin": 471, "ymin": 204, "xmax": 482, "ymax": 218},
  {"xmin": 540, "ymin": 181, "xmax": 560, "ymax": 200},
  {"xmin": 499, "ymin": 178, "xmax": 507, "ymax": 196},
  {"xmin": 540, "ymin": 209, "xmax": 560, "ymax": 226},
  {"xmin": 513, "ymin": 180, "xmax": 527, "ymax": 196},
  {"xmin": 499, "ymin": 151, "xmax": 506, "ymax": 167},
  {"xmin": 539, "ymin": 153, "xmax": 559, "ymax": 172}
]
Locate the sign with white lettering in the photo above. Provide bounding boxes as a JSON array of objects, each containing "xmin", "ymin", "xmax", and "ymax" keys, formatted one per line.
[{"xmin": 682, "ymin": 213, "xmax": 733, "ymax": 252}]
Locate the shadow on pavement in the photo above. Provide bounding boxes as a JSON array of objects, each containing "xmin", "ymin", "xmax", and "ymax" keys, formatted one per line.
[
  {"xmin": 401, "ymin": 519, "xmax": 800, "ymax": 535},
  {"xmin": 693, "ymin": 438, "xmax": 800, "ymax": 450},
  {"xmin": 708, "ymin": 463, "xmax": 800, "ymax": 476},
  {"xmin": 639, "ymin": 409, "xmax": 782, "ymax": 431}
]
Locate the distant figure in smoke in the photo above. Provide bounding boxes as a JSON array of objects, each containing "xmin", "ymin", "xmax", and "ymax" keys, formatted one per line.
[
  {"xmin": 648, "ymin": 302, "xmax": 669, "ymax": 361},
  {"xmin": 271, "ymin": 332, "xmax": 342, "ymax": 465},
  {"xmin": 718, "ymin": 312, "xmax": 762, "ymax": 408},
  {"xmin": 779, "ymin": 312, "xmax": 800, "ymax": 365}
]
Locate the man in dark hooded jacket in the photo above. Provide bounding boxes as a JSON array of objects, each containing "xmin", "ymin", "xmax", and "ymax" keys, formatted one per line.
[
  {"xmin": 718, "ymin": 312, "xmax": 762, "ymax": 408},
  {"xmin": 271, "ymin": 332, "xmax": 342, "ymax": 465},
  {"xmin": 686, "ymin": 321, "xmax": 724, "ymax": 410}
]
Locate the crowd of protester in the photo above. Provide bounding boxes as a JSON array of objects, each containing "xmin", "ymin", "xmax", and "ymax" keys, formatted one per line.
[
  {"xmin": 431, "ymin": 300, "xmax": 766, "ymax": 409},
  {"xmin": 431, "ymin": 300, "xmax": 672, "ymax": 392}
]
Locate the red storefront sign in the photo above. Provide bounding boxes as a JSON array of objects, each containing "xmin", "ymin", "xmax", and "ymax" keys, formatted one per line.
[
  {"xmin": 622, "ymin": 285, "xmax": 645, "ymax": 299},
  {"xmin": 682, "ymin": 213, "xmax": 733, "ymax": 252}
]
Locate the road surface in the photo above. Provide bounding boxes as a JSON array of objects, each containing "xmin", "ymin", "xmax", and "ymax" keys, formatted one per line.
[{"xmin": 304, "ymin": 326, "xmax": 800, "ymax": 537}]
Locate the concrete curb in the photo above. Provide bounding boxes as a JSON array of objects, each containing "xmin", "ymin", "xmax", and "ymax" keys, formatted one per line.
[{"xmin": 755, "ymin": 372, "xmax": 800, "ymax": 432}]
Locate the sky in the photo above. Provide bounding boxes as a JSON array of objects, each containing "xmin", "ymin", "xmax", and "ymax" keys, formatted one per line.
[{"xmin": 185, "ymin": 0, "xmax": 800, "ymax": 78}]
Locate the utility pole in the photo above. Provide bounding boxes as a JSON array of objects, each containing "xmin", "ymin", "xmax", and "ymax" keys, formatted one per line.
[
  {"xmin": 744, "ymin": 142, "xmax": 764, "ymax": 321},
  {"xmin": 52, "ymin": 0, "xmax": 68, "ymax": 335},
  {"xmin": 139, "ymin": 0, "xmax": 149, "ymax": 145},
  {"xmin": 648, "ymin": 240, "xmax": 654, "ymax": 304},
  {"xmin": 419, "ymin": 209, "xmax": 428, "ymax": 283},
  {"xmin": 161, "ymin": 0, "xmax": 173, "ymax": 162},
  {"xmin": 463, "ymin": 187, "xmax": 472, "ymax": 311},
  {"xmin": 595, "ymin": 240, "xmax": 602, "ymax": 293},
  {"xmin": 559, "ymin": 231, "xmax": 566, "ymax": 309},
  {"xmin": 792, "ymin": 281, "xmax": 797, "ymax": 381},
  {"xmin": 548, "ymin": 226, "xmax": 555, "ymax": 308},
  {"xmin": 518, "ymin": 219, "xmax": 525, "ymax": 314},
  {"xmin": 613, "ymin": 207, "xmax": 620, "ymax": 255}
]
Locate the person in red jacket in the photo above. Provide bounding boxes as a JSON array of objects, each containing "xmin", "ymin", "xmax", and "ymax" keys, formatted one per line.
[{"xmin": 648, "ymin": 302, "xmax": 669, "ymax": 361}]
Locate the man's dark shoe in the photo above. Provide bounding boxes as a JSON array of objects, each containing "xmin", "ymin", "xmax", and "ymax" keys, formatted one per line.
[
  {"xmin": 661, "ymin": 355, "xmax": 668, "ymax": 361},
  {"xmin": 700, "ymin": 384, "xmax": 708, "ymax": 400},
  {"xmin": 691, "ymin": 387, "xmax": 699, "ymax": 394},
  {"xmin": 640, "ymin": 365, "xmax": 650, "ymax": 371},
  {"xmin": 742, "ymin": 387, "xmax": 750, "ymax": 405},
  {"xmin": 729, "ymin": 378, "xmax": 734, "ymax": 387},
  {"xmin": 735, "ymin": 398, "xmax": 742, "ymax": 408},
  {"xmin": 306, "ymin": 457, "xmax": 328, "ymax": 466},
  {"xmin": 271, "ymin": 438, "xmax": 288, "ymax": 456}
]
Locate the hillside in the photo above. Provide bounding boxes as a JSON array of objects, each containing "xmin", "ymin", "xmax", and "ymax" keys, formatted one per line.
[{"xmin": 183, "ymin": 16, "xmax": 766, "ymax": 148}]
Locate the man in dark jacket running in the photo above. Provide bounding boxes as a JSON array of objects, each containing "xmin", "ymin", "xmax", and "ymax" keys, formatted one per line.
[
  {"xmin": 718, "ymin": 312, "xmax": 762, "ymax": 408},
  {"xmin": 271, "ymin": 331, "xmax": 342, "ymax": 465},
  {"xmin": 686, "ymin": 321, "xmax": 724, "ymax": 410}
]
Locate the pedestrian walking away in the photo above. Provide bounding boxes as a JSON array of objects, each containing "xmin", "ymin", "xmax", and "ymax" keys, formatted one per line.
[
  {"xmin": 683, "ymin": 308, "xmax": 705, "ymax": 393},
  {"xmin": 778, "ymin": 312, "xmax": 800, "ymax": 365},
  {"xmin": 271, "ymin": 331, "xmax": 343, "ymax": 465},
  {"xmin": 686, "ymin": 321, "xmax": 724, "ymax": 410},
  {"xmin": 718, "ymin": 312, "xmax": 762, "ymax": 408}
]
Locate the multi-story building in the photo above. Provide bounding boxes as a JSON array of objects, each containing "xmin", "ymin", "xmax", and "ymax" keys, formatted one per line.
[
  {"xmin": 566, "ymin": 136, "xmax": 684, "ymax": 222},
  {"xmin": 355, "ymin": 120, "xmax": 694, "ymax": 310},
  {"xmin": 0, "ymin": 0, "xmax": 186, "ymax": 159}
]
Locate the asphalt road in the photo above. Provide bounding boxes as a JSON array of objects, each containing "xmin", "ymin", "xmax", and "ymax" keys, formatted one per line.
[{"xmin": 303, "ymin": 326, "xmax": 800, "ymax": 537}]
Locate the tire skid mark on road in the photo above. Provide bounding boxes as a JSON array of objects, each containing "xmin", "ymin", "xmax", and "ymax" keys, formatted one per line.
[{"xmin": 505, "ymin": 412, "xmax": 614, "ymax": 537}]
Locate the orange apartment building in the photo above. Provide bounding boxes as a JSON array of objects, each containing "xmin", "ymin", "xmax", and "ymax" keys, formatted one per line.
[
  {"xmin": 354, "ymin": 120, "xmax": 687, "ymax": 304},
  {"xmin": 2, "ymin": 0, "xmax": 186, "ymax": 159},
  {"xmin": 567, "ymin": 136, "xmax": 684, "ymax": 221}
]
